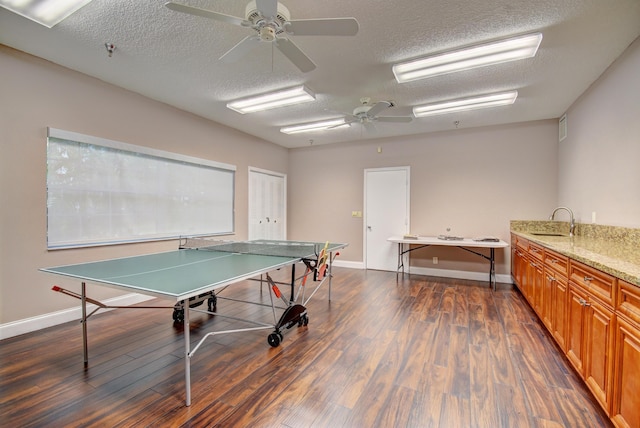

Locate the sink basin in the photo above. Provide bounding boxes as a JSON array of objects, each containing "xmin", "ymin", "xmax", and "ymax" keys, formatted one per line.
[{"xmin": 530, "ymin": 232, "xmax": 567, "ymax": 237}]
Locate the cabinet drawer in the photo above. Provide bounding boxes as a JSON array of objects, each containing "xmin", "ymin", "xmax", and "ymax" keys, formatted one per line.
[
  {"xmin": 516, "ymin": 237, "xmax": 528, "ymax": 251},
  {"xmin": 570, "ymin": 260, "xmax": 616, "ymax": 306},
  {"xmin": 528, "ymin": 242, "xmax": 544, "ymax": 262},
  {"xmin": 544, "ymin": 249, "xmax": 568, "ymax": 276},
  {"xmin": 617, "ymin": 280, "xmax": 640, "ymax": 326}
]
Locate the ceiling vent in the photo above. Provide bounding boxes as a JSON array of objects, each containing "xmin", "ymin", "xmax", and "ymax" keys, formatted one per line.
[{"xmin": 559, "ymin": 114, "xmax": 567, "ymax": 142}]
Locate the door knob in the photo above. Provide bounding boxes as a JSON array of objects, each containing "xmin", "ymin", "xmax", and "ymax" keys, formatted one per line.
[{"xmin": 367, "ymin": 226, "xmax": 372, "ymax": 231}]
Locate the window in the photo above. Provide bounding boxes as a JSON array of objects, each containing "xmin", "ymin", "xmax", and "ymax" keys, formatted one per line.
[{"xmin": 46, "ymin": 128, "xmax": 235, "ymax": 249}]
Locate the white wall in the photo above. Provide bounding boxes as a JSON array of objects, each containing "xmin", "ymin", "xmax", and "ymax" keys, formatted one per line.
[{"xmin": 558, "ymin": 37, "xmax": 640, "ymax": 227}]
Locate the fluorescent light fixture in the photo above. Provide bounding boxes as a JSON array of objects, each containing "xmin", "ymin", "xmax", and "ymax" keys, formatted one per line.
[
  {"xmin": 393, "ymin": 33, "xmax": 542, "ymax": 83},
  {"xmin": 0, "ymin": 0, "xmax": 94, "ymax": 28},
  {"xmin": 280, "ymin": 118, "xmax": 346, "ymax": 134},
  {"xmin": 227, "ymin": 86, "xmax": 315, "ymax": 114},
  {"xmin": 413, "ymin": 91, "xmax": 518, "ymax": 117}
]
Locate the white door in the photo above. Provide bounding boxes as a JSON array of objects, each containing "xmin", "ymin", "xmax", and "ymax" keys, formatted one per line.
[
  {"xmin": 248, "ymin": 167, "xmax": 286, "ymax": 240},
  {"xmin": 364, "ymin": 167, "xmax": 410, "ymax": 271}
]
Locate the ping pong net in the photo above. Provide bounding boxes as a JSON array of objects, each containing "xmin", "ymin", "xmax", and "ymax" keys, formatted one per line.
[{"xmin": 179, "ymin": 237, "xmax": 321, "ymax": 259}]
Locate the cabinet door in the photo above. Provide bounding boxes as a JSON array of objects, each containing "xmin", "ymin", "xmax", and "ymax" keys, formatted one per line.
[
  {"xmin": 542, "ymin": 270, "xmax": 555, "ymax": 331},
  {"xmin": 552, "ymin": 275, "xmax": 568, "ymax": 352},
  {"xmin": 611, "ymin": 316, "xmax": 640, "ymax": 428},
  {"xmin": 531, "ymin": 260, "xmax": 544, "ymax": 315},
  {"xmin": 584, "ymin": 299, "xmax": 614, "ymax": 414},
  {"xmin": 567, "ymin": 283, "xmax": 588, "ymax": 374}
]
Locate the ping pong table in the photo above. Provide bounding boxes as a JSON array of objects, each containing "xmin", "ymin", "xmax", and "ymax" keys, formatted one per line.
[{"xmin": 41, "ymin": 238, "xmax": 347, "ymax": 406}]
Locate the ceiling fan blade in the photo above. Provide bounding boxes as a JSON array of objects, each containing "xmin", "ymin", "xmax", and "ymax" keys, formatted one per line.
[
  {"xmin": 165, "ymin": 2, "xmax": 249, "ymax": 27},
  {"xmin": 219, "ymin": 36, "xmax": 261, "ymax": 63},
  {"xmin": 363, "ymin": 121, "xmax": 377, "ymax": 133},
  {"xmin": 256, "ymin": 0, "xmax": 278, "ymax": 19},
  {"xmin": 366, "ymin": 101, "xmax": 392, "ymax": 118},
  {"xmin": 275, "ymin": 38, "xmax": 316, "ymax": 72},
  {"xmin": 286, "ymin": 18, "xmax": 359, "ymax": 36},
  {"xmin": 376, "ymin": 116, "xmax": 413, "ymax": 123},
  {"xmin": 327, "ymin": 118, "xmax": 355, "ymax": 129}
]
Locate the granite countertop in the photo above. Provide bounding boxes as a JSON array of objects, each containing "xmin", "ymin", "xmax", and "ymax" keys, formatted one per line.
[{"xmin": 511, "ymin": 221, "xmax": 640, "ymax": 287}]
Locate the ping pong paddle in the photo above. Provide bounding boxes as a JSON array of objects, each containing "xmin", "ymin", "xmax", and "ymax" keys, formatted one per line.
[{"xmin": 316, "ymin": 241, "xmax": 330, "ymax": 279}]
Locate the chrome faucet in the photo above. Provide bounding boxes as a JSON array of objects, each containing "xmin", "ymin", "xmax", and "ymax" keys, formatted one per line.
[{"xmin": 549, "ymin": 206, "xmax": 575, "ymax": 237}]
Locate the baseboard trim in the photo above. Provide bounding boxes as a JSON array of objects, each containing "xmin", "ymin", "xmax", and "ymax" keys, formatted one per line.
[
  {"xmin": 401, "ymin": 266, "xmax": 512, "ymax": 284},
  {"xmin": 0, "ymin": 293, "xmax": 154, "ymax": 340},
  {"xmin": 333, "ymin": 260, "xmax": 364, "ymax": 269},
  {"xmin": 334, "ymin": 260, "xmax": 511, "ymax": 284}
]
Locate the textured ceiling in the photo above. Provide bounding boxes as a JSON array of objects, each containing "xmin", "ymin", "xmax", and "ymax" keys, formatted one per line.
[{"xmin": 1, "ymin": 0, "xmax": 639, "ymax": 148}]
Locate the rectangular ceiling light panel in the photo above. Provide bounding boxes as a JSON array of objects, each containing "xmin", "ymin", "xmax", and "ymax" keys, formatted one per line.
[
  {"xmin": 0, "ymin": 0, "xmax": 94, "ymax": 28},
  {"xmin": 227, "ymin": 86, "xmax": 315, "ymax": 114},
  {"xmin": 393, "ymin": 33, "xmax": 542, "ymax": 83},
  {"xmin": 280, "ymin": 118, "xmax": 346, "ymax": 134},
  {"xmin": 413, "ymin": 91, "xmax": 518, "ymax": 117}
]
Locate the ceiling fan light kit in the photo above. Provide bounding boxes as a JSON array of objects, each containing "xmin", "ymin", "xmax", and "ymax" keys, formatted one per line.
[
  {"xmin": 413, "ymin": 91, "xmax": 518, "ymax": 117},
  {"xmin": 393, "ymin": 33, "xmax": 542, "ymax": 83},
  {"xmin": 0, "ymin": 0, "xmax": 94, "ymax": 28},
  {"xmin": 226, "ymin": 85, "xmax": 315, "ymax": 114}
]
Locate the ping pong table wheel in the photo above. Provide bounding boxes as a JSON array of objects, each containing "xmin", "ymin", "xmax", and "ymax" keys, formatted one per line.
[
  {"xmin": 298, "ymin": 314, "xmax": 309, "ymax": 326},
  {"xmin": 172, "ymin": 308, "xmax": 184, "ymax": 323},
  {"xmin": 207, "ymin": 295, "xmax": 217, "ymax": 312},
  {"xmin": 267, "ymin": 332, "xmax": 283, "ymax": 347}
]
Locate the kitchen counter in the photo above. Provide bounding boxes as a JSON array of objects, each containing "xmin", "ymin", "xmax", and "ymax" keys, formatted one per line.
[{"xmin": 511, "ymin": 221, "xmax": 640, "ymax": 286}]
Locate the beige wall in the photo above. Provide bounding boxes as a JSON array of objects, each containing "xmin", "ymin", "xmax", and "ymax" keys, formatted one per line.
[
  {"xmin": 558, "ymin": 37, "xmax": 640, "ymax": 227},
  {"xmin": 287, "ymin": 121, "xmax": 559, "ymax": 274},
  {"xmin": 0, "ymin": 46, "xmax": 288, "ymax": 324}
]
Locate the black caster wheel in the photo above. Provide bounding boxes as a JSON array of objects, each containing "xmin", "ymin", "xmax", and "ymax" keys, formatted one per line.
[
  {"xmin": 301, "ymin": 314, "xmax": 309, "ymax": 326},
  {"xmin": 172, "ymin": 309, "xmax": 184, "ymax": 323},
  {"xmin": 267, "ymin": 332, "xmax": 281, "ymax": 347},
  {"xmin": 207, "ymin": 295, "xmax": 217, "ymax": 312}
]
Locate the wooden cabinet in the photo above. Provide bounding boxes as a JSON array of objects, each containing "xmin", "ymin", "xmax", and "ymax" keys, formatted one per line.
[
  {"xmin": 567, "ymin": 281, "xmax": 589, "ymax": 374},
  {"xmin": 528, "ymin": 242, "xmax": 544, "ymax": 315},
  {"xmin": 611, "ymin": 280, "xmax": 640, "ymax": 428},
  {"xmin": 545, "ymin": 249, "xmax": 568, "ymax": 349},
  {"xmin": 551, "ymin": 273, "xmax": 569, "ymax": 351},
  {"xmin": 511, "ymin": 234, "xmax": 528, "ymax": 295},
  {"xmin": 567, "ymin": 260, "xmax": 616, "ymax": 414},
  {"xmin": 584, "ymin": 297, "xmax": 615, "ymax": 413},
  {"xmin": 510, "ymin": 232, "xmax": 639, "ymax": 426}
]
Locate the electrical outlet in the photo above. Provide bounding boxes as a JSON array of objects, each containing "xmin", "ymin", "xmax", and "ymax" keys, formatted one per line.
[{"xmin": 433, "ymin": 256, "xmax": 438, "ymax": 265}]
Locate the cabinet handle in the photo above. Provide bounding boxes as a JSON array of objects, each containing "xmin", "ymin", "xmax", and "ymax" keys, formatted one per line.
[
  {"xmin": 547, "ymin": 275, "xmax": 556, "ymax": 282},
  {"xmin": 583, "ymin": 276, "xmax": 593, "ymax": 282},
  {"xmin": 530, "ymin": 262, "xmax": 538, "ymax": 267},
  {"xmin": 550, "ymin": 259, "xmax": 558, "ymax": 264},
  {"xmin": 578, "ymin": 298, "xmax": 591, "ymax": 307}
]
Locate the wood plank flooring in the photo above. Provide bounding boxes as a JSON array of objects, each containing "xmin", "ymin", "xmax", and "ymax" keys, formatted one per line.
[{"xmin": 0, "ymin": 268, "xmax": 612, "ymax": 427}]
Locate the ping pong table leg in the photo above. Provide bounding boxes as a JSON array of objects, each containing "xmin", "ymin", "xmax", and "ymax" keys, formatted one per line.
[
  {"xmin": 81, "ymin": 282, "xmax": 88, "ymax": 365},
  {"xmin": 184, "ymin": 303, "xmax": 191, "ymax": 406}
]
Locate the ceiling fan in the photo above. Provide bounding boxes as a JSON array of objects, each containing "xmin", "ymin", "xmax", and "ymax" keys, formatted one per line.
[
  {"xmin": 165, "ymin": 0, "xmax": 359, "ymax": 72},
  {"xmin": 336, "ymin": 98, "xmax": 413, "ymax": 132}
]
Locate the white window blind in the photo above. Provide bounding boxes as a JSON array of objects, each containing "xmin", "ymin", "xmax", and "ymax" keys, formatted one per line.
[{"xmin": 46, "ymin": 128, "xmax": 235, "ymax": 249}]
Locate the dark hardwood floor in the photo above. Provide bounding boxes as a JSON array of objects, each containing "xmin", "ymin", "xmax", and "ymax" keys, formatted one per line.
[{"xmin": 0, "ymin": 268, "xmax": 612, "ymax": 427}]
